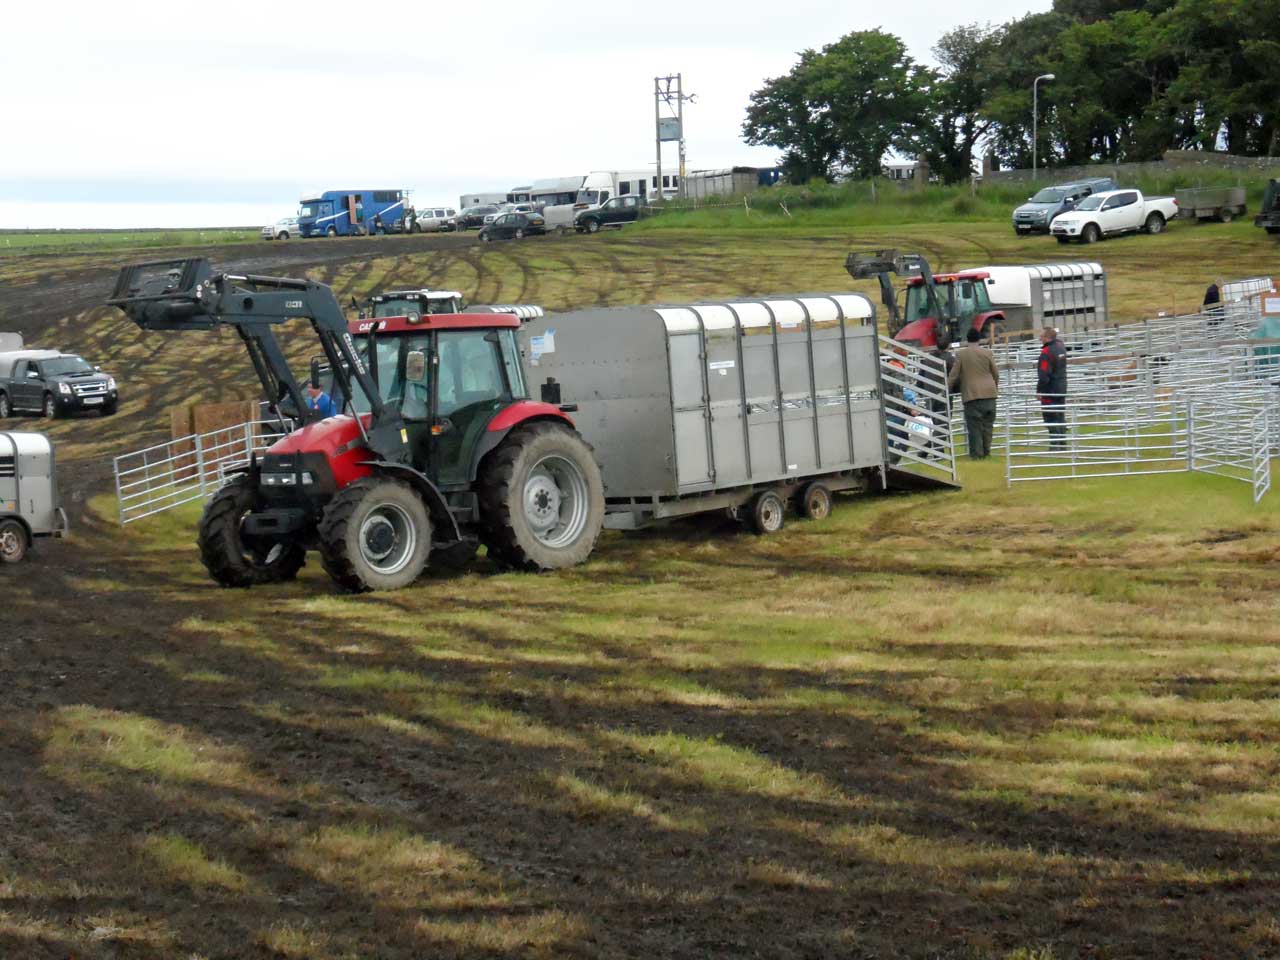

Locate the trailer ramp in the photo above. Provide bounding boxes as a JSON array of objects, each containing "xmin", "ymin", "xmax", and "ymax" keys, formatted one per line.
[{"xmin": 878, "ymin": 335, "xmax": 960, "ymax": 492}]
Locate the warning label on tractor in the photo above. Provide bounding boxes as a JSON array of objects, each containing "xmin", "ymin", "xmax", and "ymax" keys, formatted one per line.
[{"xmin": 529, "ymin": 328, "xmax": 556, "ymax": 362}]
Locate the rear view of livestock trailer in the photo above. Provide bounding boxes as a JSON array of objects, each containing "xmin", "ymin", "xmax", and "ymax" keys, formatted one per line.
[
  {"xmin": 0, "ymin": 431, "xmax": 67, "ymax": 563},
  {"xmin": 978, "ymin": 262, "xmax": 1109, "ymax": 337},
  {"xmin": 520, "ymin": 294, "xmax": 957, "ymax": 532}
]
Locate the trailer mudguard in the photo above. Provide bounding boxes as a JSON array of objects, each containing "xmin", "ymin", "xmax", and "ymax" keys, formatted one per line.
[{"xmin": 357, "ymin": 460, "xmax": 461, "ymax": 542}]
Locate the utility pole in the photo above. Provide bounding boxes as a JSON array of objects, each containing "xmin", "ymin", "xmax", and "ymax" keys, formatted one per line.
[{"xmin": 654, "ymin": 74, "xmax": 696, "ymax": 201}]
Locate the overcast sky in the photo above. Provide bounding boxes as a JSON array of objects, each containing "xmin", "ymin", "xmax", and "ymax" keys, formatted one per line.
[{"xmin": 0, "ymin": 0, "xmax": 1049, "ymax": 228}]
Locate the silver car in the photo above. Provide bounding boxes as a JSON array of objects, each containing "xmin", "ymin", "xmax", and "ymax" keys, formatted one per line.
[{"xmin": 261, "ymin": 217, "xmax": 300, "ymax": 240}]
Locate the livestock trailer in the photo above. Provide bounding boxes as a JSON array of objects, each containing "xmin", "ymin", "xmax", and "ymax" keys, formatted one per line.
[
  {"xmin": 1175, "ymin": 186, "xmax": 1247, "ymax": 222},
  {"xmin": 520, "ymin": 294, "xmax": 955, "ymax": 530},
  {"xmin": 0, "ymin": 431, "xmax": 67, "ymax": 563},
  {"xmin": 976, "ymin": 262, "xmax": 1108, "ymax": 336}
]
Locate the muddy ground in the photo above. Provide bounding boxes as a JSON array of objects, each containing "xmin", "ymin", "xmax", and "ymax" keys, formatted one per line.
[{"xmin": 2, "ymin": 229, "xmax": 1278, "ymax": 960}]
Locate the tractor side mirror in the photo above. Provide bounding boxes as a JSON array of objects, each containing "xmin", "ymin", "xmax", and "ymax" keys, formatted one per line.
[{"xmin": 406, "ymin": 350, "xmax": 428, "ymax": 383}]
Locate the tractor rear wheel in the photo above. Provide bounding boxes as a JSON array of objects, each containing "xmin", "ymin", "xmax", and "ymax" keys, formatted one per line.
[
  {"xmin": 197, "ymin": 476, "xmax": 306, "ymax": 587},
  {"xmin": 319, "ymin": 477, "xmax": 431, "ymax": 591},
  {"xmin": 478, "ymin": 422, "xmax": 604, "ymax": 571},
  {"xmin": 0, "ymin": 519, "xmax": 29, "ymax": 563}
]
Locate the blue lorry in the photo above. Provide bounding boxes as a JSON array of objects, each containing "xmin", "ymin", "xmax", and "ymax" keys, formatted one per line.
[{"xmin": 297, "ymin": 189, "xmax": 408, "ymax": 238}]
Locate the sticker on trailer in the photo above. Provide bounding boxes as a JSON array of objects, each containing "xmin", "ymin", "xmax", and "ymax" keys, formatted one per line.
[
  {"xmin": 529, "ymin": 328, "xmax": 557, "ymax": 361},
  {"xmin": 709, "ymin": 360, "xmax": 735, "ymax": 376}
]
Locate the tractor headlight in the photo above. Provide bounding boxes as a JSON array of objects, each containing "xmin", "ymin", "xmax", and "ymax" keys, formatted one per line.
[
  {"xmin": 260, "ymin": 472, "xmax": 315, "ymax": 487},
  {"xmin": 58, "ymin": 382, "xmax": 72, "ymax": 395}
]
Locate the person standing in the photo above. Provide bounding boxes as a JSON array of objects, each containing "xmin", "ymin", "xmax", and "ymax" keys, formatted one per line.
[
  {"xmin": 948, "ymin": 327, "xmax": 1000, "ymax": 459},
  {"xmin": 1036, "ymin": 326, "xmax": 1068, "ymax": 450}
]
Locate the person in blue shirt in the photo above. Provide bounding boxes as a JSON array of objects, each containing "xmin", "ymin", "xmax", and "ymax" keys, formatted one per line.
[{"xmin": 306, "ymin": 380, "xmax": 337, "ymax": 419}]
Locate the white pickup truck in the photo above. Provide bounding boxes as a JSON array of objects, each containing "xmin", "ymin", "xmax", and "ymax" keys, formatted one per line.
[{"xmin": 1050, "ymin": 189, "xmax": 1179, "ymax": 244}]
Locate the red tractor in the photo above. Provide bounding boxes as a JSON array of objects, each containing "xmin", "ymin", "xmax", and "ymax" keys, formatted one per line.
[
  {"xmin": 108, "ymin": 259, "xmax": 604, "ymax": 592},
  {"xmin": 846, "ymin": 250, "xmax": 1006, "ymax": 350}
]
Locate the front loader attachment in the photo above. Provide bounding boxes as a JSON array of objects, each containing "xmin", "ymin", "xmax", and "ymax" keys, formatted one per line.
[{"xmin": 107, "ymin": 258, "xmax": 219, "ymax": 330}]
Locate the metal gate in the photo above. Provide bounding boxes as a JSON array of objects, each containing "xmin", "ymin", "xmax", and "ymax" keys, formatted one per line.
[{"xmin": 113, "ymin": 419, "xmax": 290, "ymax": 524}]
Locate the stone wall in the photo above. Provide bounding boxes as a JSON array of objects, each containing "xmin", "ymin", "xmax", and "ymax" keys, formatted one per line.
[{"xmin": 984, "ymin": 150, "xmax": 1280, "ymax": 186}]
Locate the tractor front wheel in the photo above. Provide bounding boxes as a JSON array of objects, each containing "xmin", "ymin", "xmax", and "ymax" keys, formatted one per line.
[
  {"xmin": 479, "ymin": 422, "xmax": 604, "ymax": 571},
  {"xmin": 197, "ymin": 476, "xmax": 306, "ymax": 587},
  {"xmin": 319, "ymin": 477, "xmax": 431, "ymax": 591}
]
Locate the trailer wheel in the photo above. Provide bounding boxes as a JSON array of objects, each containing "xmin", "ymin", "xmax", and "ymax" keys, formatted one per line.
[
  {"xmin": 0, "ymin": 518, "xmax": 29, "ymax": 563},
  {"xmin": 0, "ymin": 393, "xmax": 10, "ymax": 418},
  {"xmin": 747, "ymin": 490, "xmax": 786, "ymax": 535},
  {"xmin": 197, "ymin": 476, "xmax": 306, "ymax": 588},
  {"xmin": 797, "ymin": 482, "xmax": 832, "ymax": 521},
  {"xmin": 319, "ymin": 477, "xmax": 431, "ymax": 592},
  {"xmin": 1144, "ymin": 213, "xmax": 1165, "ymax": 235},
  {"xmin": 1217, "ymin": 208, "xmax": 1233, "ymax": 224},
  {"xmin": 478, "ymin": 422, "xmax": 604, "ymax": 571}
]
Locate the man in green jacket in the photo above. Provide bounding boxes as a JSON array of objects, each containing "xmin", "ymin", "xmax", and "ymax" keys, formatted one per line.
[{"xmin": 948, "ymin": 327, "xmax": 1000, "ymax": 459}]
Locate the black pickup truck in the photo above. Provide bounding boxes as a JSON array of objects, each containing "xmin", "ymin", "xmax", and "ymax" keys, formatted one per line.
[{"xmin": 0, "ymin": 350, "xmax": 119, "ymax": 419}]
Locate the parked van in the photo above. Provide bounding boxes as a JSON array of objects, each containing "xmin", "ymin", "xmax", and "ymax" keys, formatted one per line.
[{"xmin": 1011, "ymin": 177, "xmax": 1116, "ymax": 234}]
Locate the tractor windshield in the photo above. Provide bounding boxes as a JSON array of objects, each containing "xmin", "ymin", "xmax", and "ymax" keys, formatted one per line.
[{"xmin": 903, "ymin": 282, "xmax": 949, "ymax": 322}]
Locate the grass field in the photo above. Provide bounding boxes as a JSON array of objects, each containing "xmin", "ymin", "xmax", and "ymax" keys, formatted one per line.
[
  {"xmin": 0, "ymin": 227, "xmax": 258, "ymax": 255},
  {"xmin": 2, "ymin": 224, "xmax": 1279, "ymax": 958}
]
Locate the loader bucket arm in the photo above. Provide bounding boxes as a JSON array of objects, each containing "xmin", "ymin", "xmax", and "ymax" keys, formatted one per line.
[
  {"xmin": 845, "ymin": 250, "xmax": 942, "ymax": 340},
  {"xmin": 107, "ymin": 258, "xmax": 409, "ymax": 465}
]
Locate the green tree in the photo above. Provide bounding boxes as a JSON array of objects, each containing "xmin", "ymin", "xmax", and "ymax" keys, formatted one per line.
[
  {"xmin": 743, "ymin": 30, "xmax": 930, "ymax": 181},
  {"xmin": 899, "ymin": 24, "xmax": 1001, "ymax": 183}
]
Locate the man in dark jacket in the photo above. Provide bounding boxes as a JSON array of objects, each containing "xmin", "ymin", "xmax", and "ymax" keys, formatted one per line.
[
  {"xmin": 1036, "ymin": 326, "xmax": 1068, "ymax": 449},
  {"xmin": 948, "ymin": 327, "xmax": 999, "ymax": 458}
]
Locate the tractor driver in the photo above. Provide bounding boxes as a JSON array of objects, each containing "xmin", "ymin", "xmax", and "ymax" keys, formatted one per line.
[{"xmin": 306, "ymin": 380, "xmax": 337, "ymax": 419}]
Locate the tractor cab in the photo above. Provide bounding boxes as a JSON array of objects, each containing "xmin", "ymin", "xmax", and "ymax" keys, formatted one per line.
[
  {"xmin": 346, "ymin": 313, "xmax": 534, "ymax": 489},
  {"xmin": 898, "ymin": 271, "xmax": 1003, "ymax": 348}
]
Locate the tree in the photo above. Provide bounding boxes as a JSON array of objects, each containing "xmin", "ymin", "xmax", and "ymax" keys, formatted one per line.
[
  {"xmin": 743, "ymin": 30, "xmax": 930, "ymax": 181},
  {"xmin": 899, "ymin": 24, "xmax": 1002, "ymax": 183}
]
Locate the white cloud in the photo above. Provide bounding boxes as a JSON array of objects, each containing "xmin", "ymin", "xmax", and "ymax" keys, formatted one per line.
[{"xmin": 1, "ymin": 0, "xmax": 1049, "ymax": 227}]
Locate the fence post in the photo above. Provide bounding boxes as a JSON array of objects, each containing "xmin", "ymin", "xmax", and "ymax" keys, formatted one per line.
[
  {"xmin": 1186, "ymin": 400, "xmax": 1195, "ymax": 472},
  {"xmin": 194, "ymin": 431, "xmax": 208, "ymax": 497},
  {"xmin": 113, "ymin": 454, "xmax": 126, "ymax": 525}
]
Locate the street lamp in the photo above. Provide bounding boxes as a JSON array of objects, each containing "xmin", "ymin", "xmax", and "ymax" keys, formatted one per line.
[{"xmin": 1033, "ymin": 73, "xmax": 1055, "ymax": 179}]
